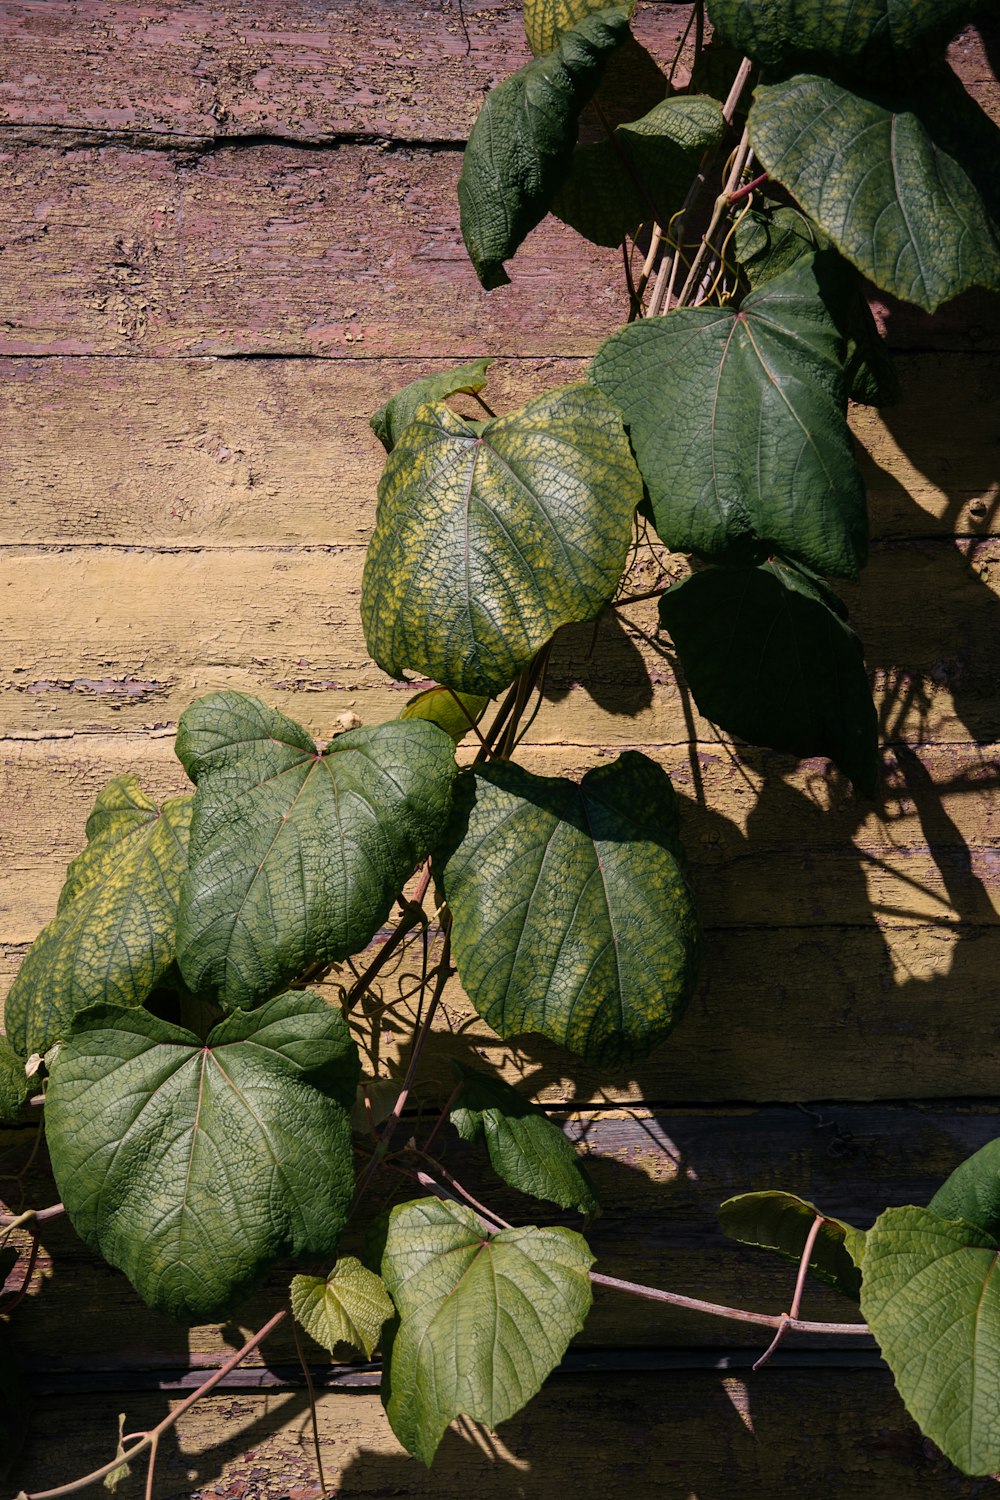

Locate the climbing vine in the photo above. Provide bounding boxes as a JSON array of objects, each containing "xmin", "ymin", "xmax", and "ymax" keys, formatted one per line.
[{"xmin": 4, "ymin": 0, "xmax": 1000, "ymax": 1490}]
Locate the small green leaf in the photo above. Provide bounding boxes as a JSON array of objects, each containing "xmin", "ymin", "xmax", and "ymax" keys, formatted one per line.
[
  {"xmin": 399, "ymin": 686, "xmax": 490, "ymax": 744},
  {"xmin": 103, "ymin": 1415, "xmax": 130, "ymax": 1494},
  {"xmin": 458, "ymin": 7, "xmax": 631, "ymax": 288},
  {"xmin": 176, "ymin": 692, "xmax": 457, "ymax": 1011},
  {"xmin": 371, "ymin": 361, "xmax": 493, "ymax": 453},
  {"xmin": 551, "ymin": 96, "xmax": 725, "ymax": 248},
  {"xmin": 291, "ymin": 1257, "xmax": 395, "ymax": 1359},
  {"xmin": 659, "ymin": 560, "xmax": 879, "ymax": 795},
  {"xmin": 929, "ymin": 1138, "xmax": 1000, "ymax": 1238},
  {"xmin": 591, "ymin": 255, "xmax": 868, "ymax": 580},
  {"xmin": 45, "ymin": 991, "xmax": 359, "ymax": 1323},
  {"xmin": 0, "ymin": 1038, "xmax": 29, "ymax": 1125},
  {"xmin": 861, "ymin": 1205, "xmax": 1000, "ymax": 1476},
  {"xmin": 362, "ymin": 385, "xmax": 641, "ymax": 696},
  {"xmin": 381, "ymin": 1198, "xmax": 594, "ymax": 1465},
  {"xmin": 524, "ymin": 0, "xmax": 634, "ymax": 55},
  {"xmin": 450, "ymin": 1063, "xmax": 598, "ymax": 1214},
  {"xmin": 440, "ymin": 753, "xmax": 700, "ymax": 1065},
  {"xmin": 749, "ymin": 72, "xmax": 1000, "ymax": 313},
  {"xmin": 718, "ymin": 1191, "xmax": 864, "ymax": 1299},
  {"xmin": 5, "ymin": 777, "xmax": 192, "ymax": 1057}
]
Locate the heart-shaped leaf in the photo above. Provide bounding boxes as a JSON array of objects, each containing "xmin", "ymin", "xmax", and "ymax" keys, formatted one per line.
[
  {"xmin": 861, "ymin": 1205, "xmax": 1000, "ymax": 1476},
  {"xmin": 458, "ymin": 6, "xmax": 631, "ymax": 288},
  {"xmin": 659, "ymin": 560, "xmax": 879, "ymax": 795},
  {"xmin": 175, "ymin": 692, "xmax": 456, "ymax": 1011},
  {"xmin": 44, "ymin": 991, "xmax": 360, "ymax": 1322},
  {"xmin": 524, "ymin": 0, "xmax": 634, "ymax": 55},
  {"xmin": 371, "ymin": 360, "xmax": 492, "ymax": 454},
  {"xmin": 551, "ymin": 96, "xmax": 725, "ymax": 248},
  {"xmin": 291, "ymin": 1257, "xmax": 394, "ymax": 1358},
  {"xmin": 399, "ymin": 686, "xmax": 490, "ymax": 744},
  {"xmin": 5, "ymin": 777, "xmax": 192, "ymax": 1057},
  {"xmin": 450, "ymin": 1063, "xmax": 598, "ymax": 1214},
  {"xmin": 748, "ymin": 73, "xmax": 1000, "ymax": 313},
  {"xmin": 439, "ymin": 753, "xmax": 700, "ymax": 1064},
  {"xmin": 718, "ymin": 1191, "xmax": 865, "ymax": 1299},
  {"xmin": 929, "ymin": 1138, "xmax": 1000, "ymax": 1238},
  {"xmin": 0, "ymin": 1039, "xmax": 30, "ymax": 1125},
  {"xmin": 591, "ymin": 255, "xmax": 868, "ymax": 579},
  {"xmin": 381, "ymin": 1197, "xmax": 594, "ymax": 1465},
  {"xmin": 361, "ymin": 385, "xmax": 641, "ymax": 696}
]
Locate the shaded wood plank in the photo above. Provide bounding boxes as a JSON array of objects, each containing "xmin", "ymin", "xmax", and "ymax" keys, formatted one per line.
[{"xmin": 1, "ymin": 353, "xmax": 997, "ymax": 546}]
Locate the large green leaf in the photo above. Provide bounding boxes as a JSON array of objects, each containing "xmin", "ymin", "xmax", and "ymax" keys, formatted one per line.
[
  {"xmin": 524, "ymin": 0, "xmax": 634, "ymax": 55},
  {"xmin": 551, "ymin": 96, "xmax": 725, "ymax": 248},
  {"xmin": 929, "ymin": 1139, "xmax": 1000, "ymax": 1237},
  {"xmin": 591, "ymin": 255, "xmax": 868, "ymax": 579},
  {"xmin": 4, "ymin": 777, "xmax": 192, "ymax": 1057},
  {"xmin": 659, "ymin": 560, "xmax": 879, "ymax": 795},
  {"xmin": 718, "ymin": 1191, "xmax": 865, "ymax": 1299},
  {"xmin": 706, "ymin": 0, "xmax": 983, "ymax": 77},
  {"xmin": 381, "ymin": 1197, "xmax": 594, "ymax": 1465},
  {"xmin": 861, "ymin": 1205, "xmax": 1000, "ymax": 1476},
  {"xmin": 749, "ymin": 73, "xmax": 1000, "ymax": 313},
  {"xmin": 440, "ymin": 753, "xmax": 699, "ymax": 1064},
  {"xmin": 0, "ymin": 1037, "xmax": 30, "ymax": 1125},
  {"xmin": 291, "ymin": 1257, "xmax": 395, "ymax": 1358},
  {"xmin": 175, "ymin": 692, "xmax": 456, "ymax": 1011},
  {"xmin": 371, "ymin": 360, "xmax": 492, "ymax": 454},
  {"xmin": 458, "ymin": 7, "xmax": 630, "ymax": 288},
  {"xmin": 45, "ymin": 991, "xmax": 359, "ymax": 1322},
  {"xmin": 450, "ymin": 1062, "xmax": 598, "ymax": 1214},
  {"xmin": 361, "ymin": 385, "xmax": 641, "ymax": 696}
]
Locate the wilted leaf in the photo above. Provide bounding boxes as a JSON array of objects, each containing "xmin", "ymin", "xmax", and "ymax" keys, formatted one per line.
[
  {"xmin": 399, "ymin": 686, "xmax": 490, "ymax": 744},
  {"xmin": 5, "ymin": 777, "xmax": 191, "ymax": 1056},
  {"xmin": 371, "ymin": 360, "xmax": 492, "ymax": 453},
  {"xmin": 45, "ymin": 991, "xmax": 359, "ymax": 1322},
  {"xmin": 718, "ymin": 1191, "xmax": 865, "ymax": 1299},
  {"xmin": 450, "ymin": 1063, "xmax": 598, "ymax": 1214},
  {"xmin": 291, "ymin": 1257, "xmax": 394, "ymax": 1358},
  {"xmin": 440, "ymin": 753, "xmax": 699, "ymax": 1064},
  {"xmin": 361, "ymin": 386, "xmax": 641, "ymax": 696},
  {"xmin": 381, "ymin": 1197, "xmax": 594, "ymax": 1465},
  {"xmin": 176, "ymin": 692, "xmax": 456, "ymax": 1011}
]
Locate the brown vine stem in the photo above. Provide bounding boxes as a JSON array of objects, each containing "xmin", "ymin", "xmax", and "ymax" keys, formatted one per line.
[
  {"xmin": 292, "ymin": 1313, "xmax": 329, "ymax": 1499},
  {"xmin": 752, "ymin": 1213, "xmax": 826, "ymax": 1371},
  {"xmin": 22, "ymin": 1307, "xmax": 288, "ymax": 1500},
  {"xmin": 0, "ymin": 1203, "xmax": 64, "ymax": 1229},
  {"xmin": 675, "ymin": 124, "xmax": 753, "ymax": 308},
  {"xmin": 344, "ymin": 898, "xmax": 426, "ymax": 1014},
  {"xmin": 590, "ymin": 1270, "xmax": 870, "ymax": 1337}
]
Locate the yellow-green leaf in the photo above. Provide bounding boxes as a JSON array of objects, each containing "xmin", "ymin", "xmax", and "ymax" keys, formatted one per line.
[
  {"xmin": 399, "ymin": 686, "xmax": 489, "ymax": 744},
  {"xmin": 291, "ymin": 1257, "xmax": 395, "ymax": 1358},
  {"xmin": 524, "ymin": 0, "xmax": 635, "ymax": 55}
]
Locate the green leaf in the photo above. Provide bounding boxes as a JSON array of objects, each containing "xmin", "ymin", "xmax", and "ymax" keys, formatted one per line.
[
  {"xmin": 458, "ymin": 7, "xmax": 631, "ymax": 288},
  {"xmin": 0, "ymin": 1038, "xmax": 29, "ymax": 1125},
  {"xmin": 524, "ymin": 0, "xmax": 634, "ymax": 55},
  {"xmin": 371, "ymin": 360, "xmax": 493, "ymax": 454},
  {"xmin": 440, "ymin": 753, "xmax": 700, "ymax": 1065},
  {"xmin": 551, "ymin": 96, "xmax": 725, "ymax": 248},
  {"xmin": 718, "ymin": 1191, "xmax": 864, "ymax": 1299},
  {"xmin": 861, "ymin": 1205, "xmax": 1000, "ymax": 1476},
  {"xmin": 929, "ymin": 1138, "xmax": 1000, "ymax": 1237},
  {"xmin": 748, "ymin": 73, "xmax": 1000, "ymax": 313},
  {"xmin": 381, "ymin": 1197, "xmax": 594, "ymax": 1465},
  {"xmin": 659, "ymin": 560, "xmax": 878, "ymax": 795},
  {"xmin": 44, "ymin": 990, "xmax": 360, "ymax": 1322},
  {"xmin": 591, "ymin": 255, "xmax": 868, "ymax": 580},
  {"xmin": 4, "ymin": 777, "xmax": 192, "ymax": 1057},
  {"xmin": 361, "ymin": 385, "xmax": 641, "ymax": 696},
  {"xmin": 176, "ymin": 692, "xmax": 456, "ymax": 1011},
  {"xmin": 450, "ymin": 1063, "xmax": 598, "ymax": 1214},
  {"xmin": 291, "ymin": 1257, "xmax": 395, "ymax": 1359},
  {"xmin": 399, "ymin": 686, "xmax": 490, "ymax": 744}
]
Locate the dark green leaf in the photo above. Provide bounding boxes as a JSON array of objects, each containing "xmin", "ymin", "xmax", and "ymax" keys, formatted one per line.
[
  {"xmin": 591, "ymin": 255, "xmax": 868, "ymax": 579},
  {"xmin": 524, "ymin": 0, "xmax": 634, "ymax": 55},
  {"xmin": 659, "ymin": 560, "xmax": 878, "ymax": 795},
  {"xmin": 399, "ymin": 686, "xmax": 490, "ymax": 744},
  {"xmin": 0, "ymin": 1038, "xmax": 29, "ymax": 1125},
  {"xmin": 5, "ymin": 776, "xmax": 192, "ymax": 1056},
  {"xmin": 718, "ymin": 1191, "xmax": 865, "ymax": 1299},
  {"xmin": 291, "ymin": 1257, "xmax": 395, "ymax": 1358},
  {"xmin": 440, "ymin": 753, "xmax": 700, "ymax": 1064},
  {"xmin": 361, "ymin": 385, "xmax": 641, "ymax": 696},
  {"xmin": 176, "ymin": 692, "xmax": 457, "ymax": 1011},
  {"xmin": 929, "ymin": 1138, "xmax": 1000, "ymax": 1237},
  {"xmin": 45, "ymin": 991, "xmax": 359, "ymax": 1322},
  {"xmin": 861, "ymin": 1205, "xmax": 1000, "ymax": 1476},
  {"xmin": 551, "ymin": 96, "xmax": 725, "ymax": 248},
  {"xmin": 381, "ymin": 1197, "xmax": 594, "ymax": 1465},
  {"xmin": 371, "ymin": 361, "xmax": 493, "ymax": 453},
  {"xmin": 458, "ymin": 7, "xmax": 631, "ymax": 287},
  {"xmin": 450, "ymin": 1062, "xmax": 598, "ymax": 1214},
  {"xmin": 748, "ymin": 73, "xmax": 1000, "ymax": 313}
]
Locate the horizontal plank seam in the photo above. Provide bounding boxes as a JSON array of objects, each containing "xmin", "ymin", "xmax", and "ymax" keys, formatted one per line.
[{"xmin": 0, "ymin": 124, "xmax": 467, "ymax": 153}]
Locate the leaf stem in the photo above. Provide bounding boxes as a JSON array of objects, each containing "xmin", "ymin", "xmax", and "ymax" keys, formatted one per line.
[
  {"xmin": 0, "ymin": 1203, "xmax": 64, "ymax": 1229},
  {"xmin": 752, "ymin": 1213, "xmax": 826, "ymax": 1370},
  {"xmin": 292, "ymin": 1313, "xmax": 329, "ymax": 1498},
  {"xmin": 344, "ymin": 900, "xmax": 425, "ymax": 1013},
  {"xmin": 590, "ymin": 1270, "xmax": 870, "ymax": 1336}
]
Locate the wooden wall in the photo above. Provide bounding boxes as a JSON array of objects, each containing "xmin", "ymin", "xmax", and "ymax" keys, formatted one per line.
[{"xmin": 1, "ymin": 2, "xmax": 998, "ymax": 1495}]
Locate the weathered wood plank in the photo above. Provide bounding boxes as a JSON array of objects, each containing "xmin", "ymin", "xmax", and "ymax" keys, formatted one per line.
[{"xmin": 1, "ymin": 353, "xmax": 997, "ymax": 546}]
